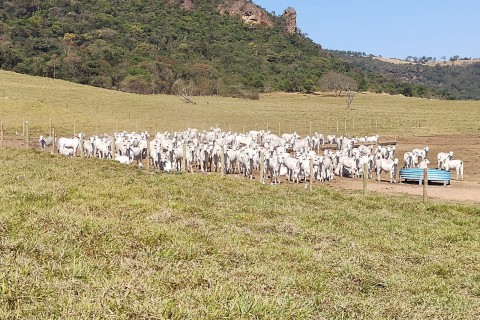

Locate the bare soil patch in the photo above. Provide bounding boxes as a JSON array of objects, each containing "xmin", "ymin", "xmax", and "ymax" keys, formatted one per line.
[{"xmin": 332, "ymin": 134, "xmax": 480, "ymax": 203}]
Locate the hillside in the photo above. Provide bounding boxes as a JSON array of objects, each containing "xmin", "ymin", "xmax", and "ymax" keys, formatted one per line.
[
  {"xmin": 0, "ymin": 0, "xmax": 442, "ymax": 99},
  {"xmin": 330, "ymin": 51, "xmax": 480, "ymax": 100}
]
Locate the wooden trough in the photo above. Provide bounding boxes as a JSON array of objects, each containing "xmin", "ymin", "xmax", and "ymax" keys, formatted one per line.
[
  {"xmin": 399, "ymin": 168, "xmax": 451, "ymax": 186},
  {"xmin": 318, "ymin": 140, "xmax": 397, "ymax": 151}
]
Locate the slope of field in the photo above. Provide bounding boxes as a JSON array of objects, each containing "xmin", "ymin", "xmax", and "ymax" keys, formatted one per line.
[
  {"xmin": 1, "ymin": 147, "xmax": 480, "ymax": 318},
  {"xmin": 1, "ymin": 70, "xmax": 479, "ymax": 138}
]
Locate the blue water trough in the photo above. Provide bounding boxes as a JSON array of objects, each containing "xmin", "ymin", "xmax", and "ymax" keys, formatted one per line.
[{"xmin": 399, "ymin": 168, "xmax": 451, "ymax": 186}]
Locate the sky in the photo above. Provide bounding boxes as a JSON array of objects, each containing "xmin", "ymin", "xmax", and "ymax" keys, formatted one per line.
[{"xmin": 253, "ymin": 0, "xmax": 480, "ymax": 60}]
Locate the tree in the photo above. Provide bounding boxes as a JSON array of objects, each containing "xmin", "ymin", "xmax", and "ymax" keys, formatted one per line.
[{"xmin": 319, "ymin": 71, "xmax": 357, "ymax": 96}]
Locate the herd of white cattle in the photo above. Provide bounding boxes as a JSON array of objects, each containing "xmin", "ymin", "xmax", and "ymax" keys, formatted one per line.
[{"xmin": 39, "ymin": 127, "xmax": 464, "ymax": 184}]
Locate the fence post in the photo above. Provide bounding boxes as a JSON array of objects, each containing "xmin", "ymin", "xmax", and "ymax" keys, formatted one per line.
[
  {"xmin": 25, "ymin": 121, "xmax": 29, "ymax": 149},
  {"xmin": 220, "ymin": 147, "xmax": 225, "ymax": 176},
  {"xmin": 111, "ymin": 137, "xmax": 116, "ymax": 160},
  {"xmin": 423, "ymin": 168, "xmax": 428, "ymax": 203},
  {"xmin": 182, "ymin": 143, "xmax": 186, "ymax": 173},
  {"xmin": 259, "ymin": 150, "xmax": 264, "ymax": 184},
  {"xmin": 146, "ymin": 138, "xmax": 150, "ymax": 171},
  {"xmin": 79, "ymin": 134, "xmax": 84, "ymax": 157},
  {"xmin": 363, "ymin": 163, "xmax": 368, "ymax": 196},
  {"xmin": 309, "ymin": 121, "xmax": 312, "ymax": 135},
  {"xmin": 309, "ymin": 157, "xmax": 314, "ymax": 192},
  {"xmin": 336, "ymin": 119, "xmax": 339, "ymax": 133},
  {"xmin": 51, "ymin": 128, "xmax": 56, "ymax": 155},
  {"xmin": 0, "ymin": 121, "xmax": 3, "ymax": 147},
  {"xmin": 49, "ymin": 118, "xmax": 52, "ymax": 137}
]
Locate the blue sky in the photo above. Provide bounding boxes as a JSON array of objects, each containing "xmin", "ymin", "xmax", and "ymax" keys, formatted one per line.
[{"xmin": 254, "ymin": 0, "xmax": 479, "ymax": 60}]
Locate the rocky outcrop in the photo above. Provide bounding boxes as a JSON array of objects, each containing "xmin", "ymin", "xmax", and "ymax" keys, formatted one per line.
[
  {"xmin": 283, "ymin": 7, "xmax": 297, "ymax": 35},
  {"xmin": 181, "ymin": 0, "xmax": 195, "ymax": 10},
  {"xmin": 218, "ymin": 0, "xmax": 273, "ymax": 27},
  {"xmin": 165, "ymin": 0, "xmax": 195, "ymax": 10}
]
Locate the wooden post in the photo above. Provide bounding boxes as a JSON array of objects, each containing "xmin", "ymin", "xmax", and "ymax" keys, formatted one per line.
[
  {"xmin": 79, "ymin": 135, "xmax": 84, "ymax": 157},
  {"xmin": 182, "ymin": 143, "xmax": 186, "ymax": 173},
  {"xmin": 0, "ymin": 121, "xmax": 3, "ymax": 147},
  {"xmin": 259, "ymin": 150, "xmax": 264, "ymax": 184},
  {"xmin": 423, "ymin": 168, "xmax": 428, "ymax": 203},
  {"xmin": 111, "ymin": 137, "xmax": 116, "ymax": 160},
  {"xmin": 51, "ymin": 128, "xmax": 56, "ymax": 155},
  {"xmin": 49, "ymin": 118, "xmax": 52, "ymax": 137},
  {"xmin": 363, "ymin": 163, "xmax": 368, "ymax": 196},
  {"xmin": 266, "ymin": 122, "xmax": 269, "ymax": 131},
  {"xmin": 220, "ymin": 147, "xmax": 225, "ymax": 176},
  {"xmin": 22, "ymin": 118, "xmax": 25, "ymax": 137},
  {"xmin": 25, "ymin": 121, "xmax": 29, "ymax": 149},
  {"xmin": 309, "ymin": 157, "xmax": 314, "ymax": 192},
  {"xmin": 146, "ymin": 138, "xmax": 150, "ymax": 171},
  {"xmin": 336, "ymin": 119, "xmax": 339, "ymax": 133},
  {"xmin": 309, "ymin": 121, "xmax": 312, "ymax": 135}
]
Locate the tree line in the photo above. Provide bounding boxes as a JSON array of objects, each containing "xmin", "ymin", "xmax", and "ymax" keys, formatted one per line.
[{"xmin": 1, "ymin": 0, "xmax": 472, "ymax": 100}]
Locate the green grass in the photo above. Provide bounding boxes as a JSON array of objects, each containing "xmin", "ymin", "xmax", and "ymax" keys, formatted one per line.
[
  {"xmin": 1, "ymin": 70, "xmax": 480, "ymax": 318},
  {"xmin": 1, "ymin": 147, "xmax": 480, "ymax": 318},
  {"xmin": 1, "ymin": 70, "xmax": 479, "ymax": 140}
]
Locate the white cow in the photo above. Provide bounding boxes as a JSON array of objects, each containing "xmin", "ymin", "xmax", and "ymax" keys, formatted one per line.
[
  {"xmin": 437, "ymin": 151, "xmax": 454, "ymax": 169},
  {"xmin": 115, "ymin": 155, "xmax": 132, "ymax": 164},
  {"xmin": 403, "ymin": 152, "xmax": 419, "ymax": 168},
  {"xmin": 376, "ymin": 158, "xmax": 399, "ymax": 183},
  {"xmin": 338, "ymin": 156, "xmax": 359, "ymax": 178},
  {"xmin": 413, "ymin": 147, "xmax": 429, "ymax": 160},
  {"xmin": 440, "ymin": 159, "xmax": 464, "ymax": 180},
  {"xmin": 57, "ymin": 133, "xmax": 83, "ymax": 156},
  {"xmin": 264, "ymin": 152, "xmax": 285, "ymax": 184}
]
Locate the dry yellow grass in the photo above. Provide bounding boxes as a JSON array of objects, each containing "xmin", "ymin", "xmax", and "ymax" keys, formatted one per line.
[{"xmin": 0, "ymin": 70, "xmax": 479, "ymax": 140}]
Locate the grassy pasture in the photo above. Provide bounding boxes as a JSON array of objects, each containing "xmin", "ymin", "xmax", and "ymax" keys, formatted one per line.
[
  {"xmin": 1, "ymin": 147, "xmax": 480, "ymax": 318},
  {"xmin": 1, "ymin": 71, "xmax": 480, "ymax": 318},
  {"xmin": 0, "ymin": 70, "xmax": 479, "ymax": 139}
]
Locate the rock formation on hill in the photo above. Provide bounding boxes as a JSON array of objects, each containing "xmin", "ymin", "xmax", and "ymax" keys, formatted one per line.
[
  {"xmin": 166, "ymin": 0, "xmax": 195, "ymax": 10},
  {"xmin": 283, "ymin": 7, "xmax": 297, "ymax": 35},
  {"xmin": 218, "ymin": 0, "xmax": 273, "ymax": 27},
  {"xmin": 181, "ymin": 0, "xmax": 195, "ymax": 10}
]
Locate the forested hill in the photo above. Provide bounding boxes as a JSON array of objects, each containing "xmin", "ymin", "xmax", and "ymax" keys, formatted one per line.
[{"xmin": 0, "ymin": 0, "xmax": 476, "ymax": 100}]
